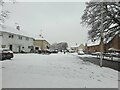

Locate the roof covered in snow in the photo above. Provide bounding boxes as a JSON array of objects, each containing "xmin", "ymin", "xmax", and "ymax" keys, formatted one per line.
[
  {"xmin": 104, "ymin": 31, "xmax": 120, "ymax": 44},
  {"xmin": 71, "ymin": 45, "xmax": 80, "ymax": 48},
  {"xmin": 0, "ymin": 25, "xmax": 34, "ymax": 38},
  {"xmin": 87, "ymin": 30, "xmax": 120, "ymax": 47},
  {"xmin": 34, "ymin": 35, "xmax": 45, "ymax": 40},
  {"xmin": 109, "ymin": 23, "xmax": 118, "ymax": 29},
  {"xmin": 33, "ymin": 35, "xmax": 50, "ymax": 45},
  {"xmin": 87, "ymin": 39, "xmax": 100, "ymax": 47}
]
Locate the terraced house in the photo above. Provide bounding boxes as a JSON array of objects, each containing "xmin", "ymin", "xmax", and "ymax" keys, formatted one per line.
[
  {"xmin": 85, "ymin": 32, "xmax": 120, "ymax": 53},
  {"xmin": 0, "ymin": 25, "xmax": 34, "ymax": 53}
]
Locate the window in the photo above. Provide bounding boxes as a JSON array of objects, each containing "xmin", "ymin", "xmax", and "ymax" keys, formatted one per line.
[
  {"xmin": 9, "ymin": 34, "xmax": 14, "ymax": 38},
  {"xmin": 1, "ymin": 45, "xmax": 6, "ymax": 48},
  {"xmin": 26, "ymin": 37, "xmax": 29, "ymax": 41},
  {"xmin": 28, "ymin": 46, "xmax": 30, "ymax": 49},
  {"xmin": 18, "ymin": 36, "xmax": 22, "ymax": 40},
  {"xmin": 109, "ymin": 43, "xmax": 112, "ymax": 48},
  {"xmin": 28, "ymin": 46, "xmax": 33, "ymax": 49}
]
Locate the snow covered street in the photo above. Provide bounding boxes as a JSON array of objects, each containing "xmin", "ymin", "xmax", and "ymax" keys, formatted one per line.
[{"xmin": 1, "ymin": 53, "xmax": 118, "ymax": 88}]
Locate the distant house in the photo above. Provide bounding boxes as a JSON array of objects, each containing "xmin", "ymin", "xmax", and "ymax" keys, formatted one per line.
[
  {"xmin": 78, "ymin": 44, "xmax": 85, "ymax": 51},
  {"xmin": 70, "ymin": 44, "xmax": 85, "ymax": 52},
  {"xmin": 85, "ymin": 39, "xmax": 101, "ymax": 53},
  {"xmin": 34, "ymin": 37, "xmax": 50, "ymax": 51},
  {"xmin": 85, "ymin": 32, "xmax": 120, "ymax": 53},
  {"xmin": 0, "ymin": 25, "xmax": 34, "ymax": 53},
  {"xmin": 70, "ymin": 45, "xmax": 79, "ymax": 52}
]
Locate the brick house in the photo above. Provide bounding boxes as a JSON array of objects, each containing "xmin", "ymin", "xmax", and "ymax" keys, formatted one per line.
[
  {"xmin": 104, "ymin": 34, "xmax": 120, "ymax": 52},
  {"xmin": 85, "ymin": 39, "xmax": 101, "ymax": 53},
  {"xmin": 85, "ymin": 33, "xmax": 120, "ymax": 53}
]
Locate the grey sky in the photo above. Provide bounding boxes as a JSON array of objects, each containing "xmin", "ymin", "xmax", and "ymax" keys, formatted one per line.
[{"xmin": 4, "ymin": 2, "xmax": 89, "ymax": 46}]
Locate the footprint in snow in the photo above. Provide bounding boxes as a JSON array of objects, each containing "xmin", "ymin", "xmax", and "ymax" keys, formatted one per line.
[
  {"xmin": 91, "ymin": 72, "xmax": 94, "ymax": 74},
  {"xmin": 80, "ymin": 67, "xmax": 82, "ymax": 69},
  {"xmin": 89, "ymin": 76, "xmax": 92, "ymax": 78},
  {"xmin": 97, "ymin": 79, "xmax": 101, "ymax": 82},
  {"xmin": 2, "ymin": 67, "xmax": 5, "ymax": 68}
]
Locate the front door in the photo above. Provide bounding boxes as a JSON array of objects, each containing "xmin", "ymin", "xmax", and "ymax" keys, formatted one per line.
[
  {"xmin": 9, "ymin": 45, "xmax": 13, "ymax": 51},
  {"xmin": 18, "ymin": 46, "xmax": 21, "ymax": 53}
]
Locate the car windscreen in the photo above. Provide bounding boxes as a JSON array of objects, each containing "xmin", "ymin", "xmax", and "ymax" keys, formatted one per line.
[{"xmin": 3, "ymin": 49, "xmax": 10, "ymax": 51}]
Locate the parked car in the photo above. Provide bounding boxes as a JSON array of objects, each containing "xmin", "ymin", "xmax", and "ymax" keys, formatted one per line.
[
  {"xmin": 78, "ymin": 50, "xmax": 84, "ymax": 55},
  {"xmin": 50, "ymin": 49, "xmax": 58, "ymax": 53},
  {"xmin": 104, "ymin": 52, "xmax": 120, "ymax": 58},
  {"xmin": 40, "ymin": 49, "xmax": 51, "ymax": 54},
  {"xmin": 69, "ymin": 50, "xmax": 75, "ymax": 53},
  {"xmin": 0, "ymin": 48, "xmax": 6, "ymax": 60},
  {"xmin": 0, "ymin": 48, "xmax": 14, "ymax": 60},
  {"xmin": 91, "ymin": 52, "xmax": 101, "ymax": 56}
]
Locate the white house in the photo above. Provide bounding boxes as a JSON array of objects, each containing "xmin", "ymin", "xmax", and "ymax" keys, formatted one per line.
[{"xmin": 0, "ymin": 25, "xmax": 34, "ymax": 53}]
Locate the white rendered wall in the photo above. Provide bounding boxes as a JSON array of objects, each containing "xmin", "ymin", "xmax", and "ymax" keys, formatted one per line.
[{"xmin": 2, "ymin": 32, "xmax": 34, "ymax": 52}]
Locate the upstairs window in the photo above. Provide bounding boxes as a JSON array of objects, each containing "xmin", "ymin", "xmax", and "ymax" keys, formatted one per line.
[
  {"xmin": 9, "ymin": 34, "xmax": 14, "ymax": 38},
  {"xmin": 18, "ymin": 36, "xmax": 22, "ymax": 40},
  {"xmin": 26, "ymin": 37, "xmax": 29, "ymax": 41}
]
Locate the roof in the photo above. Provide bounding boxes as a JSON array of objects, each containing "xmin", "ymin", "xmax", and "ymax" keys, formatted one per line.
[
  {"xmin": 34, "ymin": 35, "xmax": 45, "ymax": 40},
  {"xmin": 71, "ymin": 45, "xmax": 80, "ymax": 48},
  {"xmin": 108, "ymin": 48, "xmax": 120, "ymax": 51},
  {"xmin": 109, "ymin": 23, "xmax": 118, "ymax": 29},
  {"xmin": 34, "ymin": 36, "xmax": 50, "ymax": 45},
  {"xmin": 87, "ymin": 39, "xmax": 100, "ymax": 47},
  {"xmin": 87, "ymin": 30, "xmax": 120, "ymax": 47},
  {"xmin": 0, "ymin": 25, "xmax": 50, "ymax": 43},
  {"xmin": 104, "ymin": 31, "xmax": 119, "ymax": 43},
  {"xmin": 0, "ymin": 25, "xmax": 33, "ymax": 38}
]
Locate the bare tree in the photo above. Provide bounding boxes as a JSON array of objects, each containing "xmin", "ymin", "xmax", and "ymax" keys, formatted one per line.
[
  {"xmin": 0, "ymin": 0, "xmax": 9, "ymax": 24},
  {"xmin": 0, "ymin": 0, "xmax": 15, "ymax": 25},
  {"xmin": 81, "ymin": 1, "xmax": 120, "ymax": 41}
]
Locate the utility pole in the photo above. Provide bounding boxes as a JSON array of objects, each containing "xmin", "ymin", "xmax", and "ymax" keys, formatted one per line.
[{"xmin": 100, "ymin": 2, "xmax": 104, "ymax": 67}]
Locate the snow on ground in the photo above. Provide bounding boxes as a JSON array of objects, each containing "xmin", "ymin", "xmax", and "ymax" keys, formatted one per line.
[{"xmin": 2, "ymin": 53, "xmax": 118, "ymax": 88}]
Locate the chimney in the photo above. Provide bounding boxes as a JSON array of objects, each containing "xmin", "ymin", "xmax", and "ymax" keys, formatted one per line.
[
  {"xmin": 16, "ymin": 25, "xmax": 20, "ymax": 30},
  {"xmin": 15, "ymin": 23, "xmax": 20, "ymax": 30}
]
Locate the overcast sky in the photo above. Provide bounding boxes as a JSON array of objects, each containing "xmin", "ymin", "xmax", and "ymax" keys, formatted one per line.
[{"xmin": 4, "ymin": 2, "xmax": 89, "ymax": 46}]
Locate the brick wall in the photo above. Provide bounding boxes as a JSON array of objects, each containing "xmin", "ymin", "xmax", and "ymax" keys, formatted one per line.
[{"xmin": 86, "ymin": 34, "xmax": 120, "ymax": 53}]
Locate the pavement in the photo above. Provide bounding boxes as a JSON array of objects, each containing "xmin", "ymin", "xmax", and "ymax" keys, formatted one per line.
[{"xmin": 79, "ymin": 56, "xmax": 120, "ymax": 72}]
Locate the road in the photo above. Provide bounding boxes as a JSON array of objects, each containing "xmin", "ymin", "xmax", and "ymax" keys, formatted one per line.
[{"xmin": 2, "ymin": 53, "xmax": 118, "ymax": 88}]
